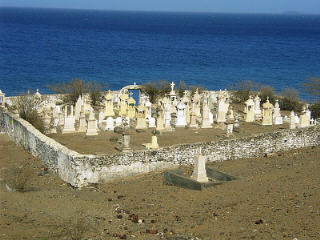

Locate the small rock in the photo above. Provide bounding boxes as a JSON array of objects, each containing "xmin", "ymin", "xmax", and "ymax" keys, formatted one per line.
[
  {"xmin": 254, "ymin": 219, "xmax": 263, "ymax": 224},
  {"xmin": 117, "ymin": 195, "xmax": 125, "ymax": 199}
]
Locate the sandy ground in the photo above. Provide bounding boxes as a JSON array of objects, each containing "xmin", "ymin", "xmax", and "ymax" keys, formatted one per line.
[
  {"xmin": 49, "ymin": 121, "xmax": 288, "ymax": 155},
  {"xmin": 0, "ymin": 133, "xmax": 319, "ymax": 239}
]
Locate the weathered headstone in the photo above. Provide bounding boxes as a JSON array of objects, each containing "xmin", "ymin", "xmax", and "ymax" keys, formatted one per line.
[
  {"xmin": 86, "ymin": 110, "xmax": 98, "ymax": 136},
  {"xmin": 62, "ymin": 105, "xmax": 76, "ymax": 133},
  {"xmin": 191, "ymin": 149, "xmax": 209, "ymax": 183},
  {"xmin": 201, "ymin": 97, "xmax": 212, "ymax": 128},
  {"xmin": 105, "ymin": 117, "xmax": 115, "ymax": 131},
  {"xmin": 78, "ymin": 111, "xmax": 87, "ymax": 132},
  {"xmin": 244, "ymin": 96, "xmax": 255, "ymax": 122},
  {"xmin": 175, "ymin": 101, "xmax": 187, "ymax": 127},
  {"xmin": 273, "ymin": 100, "xmax": 283, "ymax": 125},
  {"xmin": 262, "ymin": 98, "xmax": 273, "ymax": 126},
  {"xmin": 104, "ymin": 91, "xmax": 115, "ymax": 117}
]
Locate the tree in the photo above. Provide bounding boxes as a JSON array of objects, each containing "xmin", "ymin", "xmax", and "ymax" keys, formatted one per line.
[
  {"xmin": 230, "ymin": 80, "xmax": 255, "ymax": 103},
  {"xmin": 47, "ymin": 79, "xmax": 107, "ymax": 106}
]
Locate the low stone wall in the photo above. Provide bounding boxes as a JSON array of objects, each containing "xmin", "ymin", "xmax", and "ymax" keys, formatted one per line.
[{"xmin": 1, "ymin": 108, "xmax": 319, "ymax": 187}]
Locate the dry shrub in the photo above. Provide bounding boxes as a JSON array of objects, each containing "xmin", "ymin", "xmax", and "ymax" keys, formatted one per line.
[
  {"xmin": 189, "ymin": 85, "xmax": 206, "ymax": 97},
  {"xmin": 47, "ymin": 78, "xmax": 107, "ymax": 106},
  {"xmin": 48, "ymin": 211, "xmax": 89, "ymax": 240},
  {"xmin": 302, "ymin": 77, "xmax": 320, "ymax": 98},
  {"xmin": 310, "ymin": 102, "xmax": 320, "ymax": 119},
  {"xmin": 178, "ymin": 80, "xmax": 187, "ymax": 98},
  {"xmin": 259, "ymin": 85, "xmax": 275, "ymax": 104},
  {"xmin": 230, "ymin": 79, "xmax": 255, "ymax": 103},
  {"xmin": 6, "ymin": 162, "xmax": 33, "ymax": 192},
  {"xmin": 13, "ymin": 92, "xmax": 46, "ymax": 133},
  {"xmin": 66, "ymin": 212, "xmax": 88, "ymax": 240},
  {"xmin": 279, "ymin": 88, "xmax": 303, "ymax": 112},
  {"xmin": 109, "ymin": 136, "xmax": 118, "ymax": 142}
]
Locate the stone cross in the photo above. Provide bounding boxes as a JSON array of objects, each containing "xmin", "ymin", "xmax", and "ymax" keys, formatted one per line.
[{"xmin": 170, "ymin": 82, "xmax": 175, "ymax": 92}]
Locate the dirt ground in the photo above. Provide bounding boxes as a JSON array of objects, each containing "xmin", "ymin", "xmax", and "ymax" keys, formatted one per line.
[
  {"xmin": 0, "ymin": 133, "xmax": 319, "ymax": 240},
  {"xmin": 49, "ymin": 122, "xmax": 288, "ymax": 155}
]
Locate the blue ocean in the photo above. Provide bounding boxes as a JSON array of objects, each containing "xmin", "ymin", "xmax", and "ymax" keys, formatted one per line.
[{"xmin": 1, "ymin": 7, "xmax": 320, "ymax": 100}]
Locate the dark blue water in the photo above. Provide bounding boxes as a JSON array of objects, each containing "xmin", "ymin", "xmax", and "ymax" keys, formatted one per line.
[{"xmin": 1, "ymin": 7, "xmax": 320, "ymax": 100}]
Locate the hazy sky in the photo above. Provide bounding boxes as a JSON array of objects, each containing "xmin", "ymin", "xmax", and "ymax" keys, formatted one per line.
[{"xmin": 1, "ymin": 0, "xmax": 320, "ymax": 14}]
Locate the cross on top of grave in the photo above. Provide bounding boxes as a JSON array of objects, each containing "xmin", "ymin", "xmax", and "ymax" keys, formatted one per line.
[{"xmin": 170, "ymin": 82, "xmax": 175, "ymax": 92}]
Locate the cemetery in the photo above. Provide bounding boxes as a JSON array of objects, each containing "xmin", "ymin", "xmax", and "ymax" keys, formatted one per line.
[
  {"xmin": 0, "ymin": 82, "xmax": 319, "ymax": 187},
  {"xmin": 0, "ymin": 83, "xmax": 320, "ymax": 239}
]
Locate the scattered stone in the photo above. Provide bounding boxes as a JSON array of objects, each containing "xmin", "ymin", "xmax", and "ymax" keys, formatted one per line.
[
  {"xmin": 146, "ymin": 229, "xmax": 158, "ymax": 234},
  {"xmin": 254, "ymin": 219, "xmax": 263, "ymax": 224}
]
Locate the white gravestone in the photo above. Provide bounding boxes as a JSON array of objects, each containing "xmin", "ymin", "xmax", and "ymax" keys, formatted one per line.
[
  {"xmin": 289, "ymin": 111, "xmax": 296, "ymax": 130},
  {"xmin": 175, "ymin": 101, "xmax": 187, "ymax": 127},
  {"xmin": 191, "ymin": 148, "xmax": 209, "ymax": 183},
  {"xmin": 86, "ymin": 110, "xmax": 98, "ymax": 136},
  {"xmin": 62, "ymin": 105, "xmax": 76, "ymax": 133},
  {"xmin": 105, "ymin": 117, "xmax": 114, "ymax": 131},
  {"xmin": 115, "ymin": 117, "xmax": 123, "ymax": 127},
  {"xmin": 273, "ymin": 100, "xmax": 283, "ymax": 125},
  {"xmin": 149, "ymin": 117, "xmax": 156, "ymax": 128}
]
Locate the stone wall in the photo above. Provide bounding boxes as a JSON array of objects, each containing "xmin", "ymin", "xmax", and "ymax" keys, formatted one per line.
[{"xmin": 1, "ymin": 108, "xmax": 319, "ymax": 187}]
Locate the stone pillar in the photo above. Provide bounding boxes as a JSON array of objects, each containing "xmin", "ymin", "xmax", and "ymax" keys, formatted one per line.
[
  {"xmin": 122, "ymin": 134, "xmax": 132, "ymax": 152},
  {"xmin": 191, "ymin": 151, "xmax": 209, "ymax": 183},
  {"xmin": 151, "ymin": 135, "xmax": 159, "ymax": 149}
]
